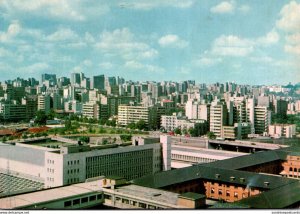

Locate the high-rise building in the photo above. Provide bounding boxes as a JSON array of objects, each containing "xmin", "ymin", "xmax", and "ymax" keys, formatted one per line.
[
  {"xmin": 117, "ymin": 105, "xmax": 149, "ymax": 127},
  {"xmin": 209, "ymin": 100, "xmax": 228, "ymax": 137},
  {"xmin": 92, "ymin": 75, "xmax": 105, "ymax": 91},
  {"xmin": 38, "ymin": 94, "xmax": 51, "ymax": 114},
  {"xmin": 254, "ymin": 106, "xmax": 271, "ymax": 134}
]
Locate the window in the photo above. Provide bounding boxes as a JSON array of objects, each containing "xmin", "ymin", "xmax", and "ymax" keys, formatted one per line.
[
  {"xmin": 89, "ymin": 195, "xmax": 96, "ymax": 201},
  {"xmin": 97, "ymin": 194, "xmax": 102, "ymax": 200},
  {"xmin": 234, "ymin": 192, "xmax": 238, "ymax": 198},
  {"xmin": 64, "ymin": 201, "xmax": 72, "ymax": 207},
  {"xmin": 73, "ymin": 199, "xmax": 80, "ymax": 206},
  {"xmin": 218, "ymin": 189, "xmax": 223, "ymax": 195},
  {"xmin": 81, "ymin": 197, "xmax": 88, "ymax": 203},
  {"xmin": 211, "ymin": 188, "xmax": 215, "ymax": 194},
  {"xmin": 226, "ymin": 191, "xmax": 230, "ymax": 197}
]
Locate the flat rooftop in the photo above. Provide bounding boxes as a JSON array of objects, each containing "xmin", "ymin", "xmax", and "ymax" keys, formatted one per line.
[
  {"xmin": 0, "ymin": 173, "xmax": 43, "ymax": 198},
  {"xmin": 104, "ymin": 184, "xmax": 184, "ymax": 208},
  {"xmin": 0, "ymin": 180, "xmax": 102, "ymax": 209},
  {"xmin": 172, "ymin": 144, "xmax": 247, "ymax": 158}
]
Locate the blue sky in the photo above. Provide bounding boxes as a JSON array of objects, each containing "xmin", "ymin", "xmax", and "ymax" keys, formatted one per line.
[{"xmin": 0, "ymin": 0, "xmax": 299, "ymax": 85}]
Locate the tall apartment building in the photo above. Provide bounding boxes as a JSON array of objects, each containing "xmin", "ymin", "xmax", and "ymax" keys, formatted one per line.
[
  {"xmin": 254, "ymin": 106, "xmax": 271, "ymax": 134},
  {"xmin": 209, "ymin": 100, "xmax": 228, "ymax": 137},
  {"xmin": 37, "ymin": 94, "xmax": 51, "ymax": 114},
  {"xmin": 117, "ymin": 105, "xmax": 149, "ymax": 126},
  {"xmin": 82, "ymin": 102, "xmax": 108, "ymax": 121}
]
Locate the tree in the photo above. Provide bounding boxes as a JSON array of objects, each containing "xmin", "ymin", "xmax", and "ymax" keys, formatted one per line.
[
  {"xmin": 79, "ymin": 136, "xmax": 89, "ymax": 144},
  {"xmin": 174, "ymin": 127, "xmax": 182, "ymax": 135},
  {"xmin": 207, "ymin": 132, "xmax": 216, "ymax": 139},
  {"xmin": 35, "ymin": 110, "xmax": 48, "ymax": 125},
  {"xmin": 120, "ymin": 134, "xmax": 132, "ymax": 142},
  {"xmin": 106, "ymin": 119, "xmax": 116, "ymax": 127},
  {"xmin": 136, "ymin": 120, "xmax": 147, "ymax": 130},
  {"xmin": 127, "ymin": 122, "xmax": 136, "ymax": 130},
  {"xmin": 47, "ymin": 109, "xmax": 56, "ymax": 120},
  {"xmin": 65, "ymin": 120, "xmax": 72, "ymax": 130}
]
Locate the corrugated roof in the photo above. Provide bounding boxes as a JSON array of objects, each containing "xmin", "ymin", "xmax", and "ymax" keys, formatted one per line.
[
  {"xmin": 133, "ymin": 164, "xmax": 296, "ymax": 190},
  {"xmin": 204, "ymin": 149, "xmax": 287, "ymax": 170},
  {"xmin": 238, "ymin": 181, "xmax": 300, "ymax": 208}
]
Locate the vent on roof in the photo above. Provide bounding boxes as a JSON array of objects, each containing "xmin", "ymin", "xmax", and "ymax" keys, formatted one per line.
[
  {"xmin": 240, "ymin": 178, "xmax": 245, "ymax": 183},
  {"xmin": 264, "ymin": 181, "xmax": 270, "ymax": 187},
  {"xmin": 230, "ymin": 176, "xmax": 235, "ymax": 181},
  {"xmin": 215, "ymin": 174, "xmax": 220, "ymax": 179}
]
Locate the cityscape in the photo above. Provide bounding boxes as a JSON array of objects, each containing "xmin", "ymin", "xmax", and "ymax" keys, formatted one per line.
[{"xmin": 0, "ymin": 0, "xmax": 300, "ymax": 211}]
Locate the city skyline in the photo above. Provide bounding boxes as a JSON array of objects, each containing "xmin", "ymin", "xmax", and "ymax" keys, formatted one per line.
[{"xmin": 0, "ymin": 0, "xmax": 300, "ymax": 84}]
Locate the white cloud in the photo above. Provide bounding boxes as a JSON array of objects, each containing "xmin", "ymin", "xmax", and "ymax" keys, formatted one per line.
[
  {"xmin": 99, "ymin": 62, "xmax": 114, "ymax": 70},
  {"xmin": 120, "ymin": 0, "xmax": 194, "ymax": 10},
  {"xmin": 257, "ymin": 30, "xmax": 280, "ymax": 46},
  {"xmin": 276, "ymin": 1, "xmax": 300, "ymax": 32},
  {"xmin": 96, "ymin": 28, "xmax": 158, "ymax": 60},
  {"xmin": 23, "ymin": 62, "xmax": 50, "ymax": 73},
  {"xmin": 238, "ymin": 5, "xmax": 250, "ymax": 13},
  {"xmin": 124, "ymin": 60, "xmax": 165, "ymax": 73},
  {"xmin": 286, "ymin": 33, "xmax": 300, "ymax": 45},
  {"xmin": 0, "ymin": 20, "xmax": 21, "ymax": 42},
  {"xmin": 194, "ymin": 56, "xmax": 223, "ymax": 67},
  {"xmin": 276, "ymin": 1, "xmax": 300, "ymax": 56},
  {"xmin": 0, "ymin": 47, "xmax": 13, "ymax": 57},
  {"xmin": 0, "ymin": 0, "xmax": 85, "ymax": 21},
  {"xmin": 85, "ymin": 32, "xmax": 95, "ymax": 43},
  {"xmin": 158, "ymin": 34, "xmax": 188, "ymax": 48},
  {"xmin": 284, "ymin": 45, "xmax": 300, "ymax": 55},
  {"xmin": 46, "ymin": 28, "xmax": 79, "ymax": 42},
  {"xmin": 211, "ymin": 35, "xmax": 254, "ymax": 57},
  {"xmin": 83, "ymin": 59, "xmax": 93, "ymax": 67},
  {"xmin": 250, "ymin": 56, "xmax": 274, "ymax": 63},
  {"xmin": 210, "ymin": 1, "xmax": 234, "ymax": 14}
]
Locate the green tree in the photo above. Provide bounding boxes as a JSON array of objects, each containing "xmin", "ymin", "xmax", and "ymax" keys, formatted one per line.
[
  {"xmin": 127, "ymin": 122, "xmax": 136, "ymax": 130},
  {"xmin": 207, "ymin": 132, "xmax": 216, "ymax": 139},
  {"xmin": 79, "ymin": 136, "xmax": 89, "ymax": 144},
  {"xmin": 35, "ymin": 110, "xmax": 47, "ymax": 125},
  {"xmin": 174, "ymin": 127, "xmax": 182, "ymax": 135},
  {"xmin": 120, "ymin": 134, "xmax": 132, "ymax": 142},
  {"xmin": 136, "ymin": 120, "xmax": 147, "ymax": 130}
]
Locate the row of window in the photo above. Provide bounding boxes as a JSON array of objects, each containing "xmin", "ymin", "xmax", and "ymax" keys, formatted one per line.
[
  {"xmin": 47, "ymin": 159, "xmax": 54, "ymax": 164},
  {"xmin": 67, "ymin": 168, "xmax": 80, "ymax": 174},
  {"xmin": 106, "ymin": 195, "xmax": 163, "ymax": 209},
  {"xmin": 171, "ymin": 154, "xmax": 215, "ymax": 163},
  {"xmin": 67, "ymin": 160, "xmax": 80, "ymax": 165},
  {"xmin": 67, "ymin": 178, "xmax": 79, "ymax": 184},
  {"xmin": 64, "ymin": 194, "xmax": 103, "ymax": 207},
  {"xmin": 210, "ymin": 188, "xmax": 247, "ymax": 199},
  {"xmin": 47, "ymin": 177, "xmax": 54, "ymax": 182},
  {"xmin": 47, "ymin": 168, "xmax": 54, "ymax": 173}
]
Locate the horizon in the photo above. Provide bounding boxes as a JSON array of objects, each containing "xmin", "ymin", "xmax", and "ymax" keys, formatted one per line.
[
  {"xmin": 0, "ymin": 1, "xmax": 300, "ymax": 85},
  {"xmin": 0, "ymin": 72, "xmax": 297, "ymax": 87}
]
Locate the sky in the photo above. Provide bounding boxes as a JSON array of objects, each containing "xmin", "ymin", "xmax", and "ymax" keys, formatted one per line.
[{"xmin": 0, "ymin": 0, "xmax": 299, "ymax": 85}]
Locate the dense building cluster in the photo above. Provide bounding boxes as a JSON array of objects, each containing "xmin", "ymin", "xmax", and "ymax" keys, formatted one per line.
[{"xmin": 0, "ymin": 73, "xmax": 298, "ymax": 139}]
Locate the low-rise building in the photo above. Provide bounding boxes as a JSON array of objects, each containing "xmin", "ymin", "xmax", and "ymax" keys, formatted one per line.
[{"xmin": 268, "ymin": 124, "xmax": 296, "ymax": 138}]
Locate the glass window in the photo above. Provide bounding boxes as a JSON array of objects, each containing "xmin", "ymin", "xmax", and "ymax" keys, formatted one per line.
[
  {"xmin": 73, "ymin": 199, "xmax": 80, "ymax": 205},
  {"xmin": 64, "ymin": 201, "xmax": 72, "ymax": 207},
  {"xmin": 89, "ymin": 195, "xmax": 96, "ymax": 201},
  {"xmin": 81, "ymin": 197, "xmax": 88, "ymax": 203}
]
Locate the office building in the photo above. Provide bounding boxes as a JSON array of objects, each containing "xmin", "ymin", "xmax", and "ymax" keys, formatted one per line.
[{"xmin": 117, "ymin": 105, "xmax": 149, "ymax": 126}]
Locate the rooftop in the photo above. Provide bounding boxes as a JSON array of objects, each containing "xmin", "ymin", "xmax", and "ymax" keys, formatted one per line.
[
  {"xmin": 0, "ymin": 173, "xmax": 43, "ymax": 198},
  {"xmin": 0, "ymin": 179, "xmax": 102, "ymax": 209},
  {"xmin": 105, "ymin": 184, "xmax": 183, "ymax": 208},
  {"xmin": 237, "ymin": 181, "xmax": 300, "ymax": 208}
]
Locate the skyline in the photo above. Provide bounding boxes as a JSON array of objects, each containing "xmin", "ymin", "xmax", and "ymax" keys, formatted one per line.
[{"xmin": 0, "ymin": 0, "xmax": 300, "ymax": 85}]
